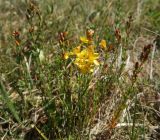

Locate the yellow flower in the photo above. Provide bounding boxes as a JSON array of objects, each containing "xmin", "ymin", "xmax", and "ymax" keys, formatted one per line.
[
  {"xmin": 64, "ymin": 52, "xmax": 70, "ymax": 59},
  {"xmin": 74, "ymin": 46, "xmax": 99, "ymax": 73},
  {"xmin": 80, "ymin": 36, "xmax": 89, "ymax": 44},
  {"xmin": 64, "ymin": 45, "xmax": 99, "ymax": 73},
  {"xmin": 99, "ymin": 39, "xmax": 107, "ymax": 49},
  {"xmin": 72, "ymin": 46, "xmax": 81, "ymax": 55}
]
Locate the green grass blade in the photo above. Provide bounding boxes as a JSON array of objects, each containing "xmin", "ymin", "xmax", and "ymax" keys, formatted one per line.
[{"xmin": 0, "ymin": 80, "xmax": 21, "ymax": 123}]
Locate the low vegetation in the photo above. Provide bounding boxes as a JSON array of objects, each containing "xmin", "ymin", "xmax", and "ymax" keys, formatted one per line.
[{"xmin": 0, "ymin": 0, "xmax": 160, "ymax": 139}]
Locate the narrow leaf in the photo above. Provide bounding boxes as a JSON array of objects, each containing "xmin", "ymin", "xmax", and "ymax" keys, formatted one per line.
[{"xmin": 0, "ymin": 80, "xmax": 21, "ymax": 123}]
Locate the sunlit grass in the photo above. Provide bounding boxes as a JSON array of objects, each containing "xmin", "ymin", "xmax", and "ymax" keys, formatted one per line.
[{"xmin": 0, "ymin": 0, "xmax": 160, "ymax": 139}]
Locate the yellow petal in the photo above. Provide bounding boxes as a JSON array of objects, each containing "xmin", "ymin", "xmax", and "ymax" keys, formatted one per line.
[
  {"xmin": 77, "ymin": 49, "xmax": 88, "ymax": 59},
  {"xmin": 99, "ymin": 39, "xmax": 107, "ymax": 49},
  {"xmin": 80, "ymin": 36, "xmax": 89, "ymax": 44},
  {"xmin": 93, "ymin": 60, "xmax": 99, "ymax": 66},
  {"xmin": 89, "ymin": 68, "xmax": 94, "ymax": 73},
  {"xmin": 72, "ymin": 46, "xmax": 81, "ymax": 55},
  {"xmin": 64, "ymin": 52, "xmax": 70, "ymax": 59},
  {"xmin": 87, "ymin": 45, "xmax": 95, "ymax": 53}
]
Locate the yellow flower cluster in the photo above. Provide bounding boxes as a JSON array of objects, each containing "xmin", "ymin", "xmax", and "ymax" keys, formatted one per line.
[
  {"xmin": 64, "ymin": 30, "xmax": 107, "ymax": 73},
  {"xmin": 65, "ymin": 45, "xmax": 99, "ymax": 73}
]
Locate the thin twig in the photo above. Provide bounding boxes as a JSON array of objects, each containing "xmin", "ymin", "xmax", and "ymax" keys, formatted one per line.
[
  {"xmin": 142, "ymin": 27, "xmax": 160, "ymax": 36},
  {"xmin": 150, "ymin": 42, "xmax": 156, "ymax": 80}
]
